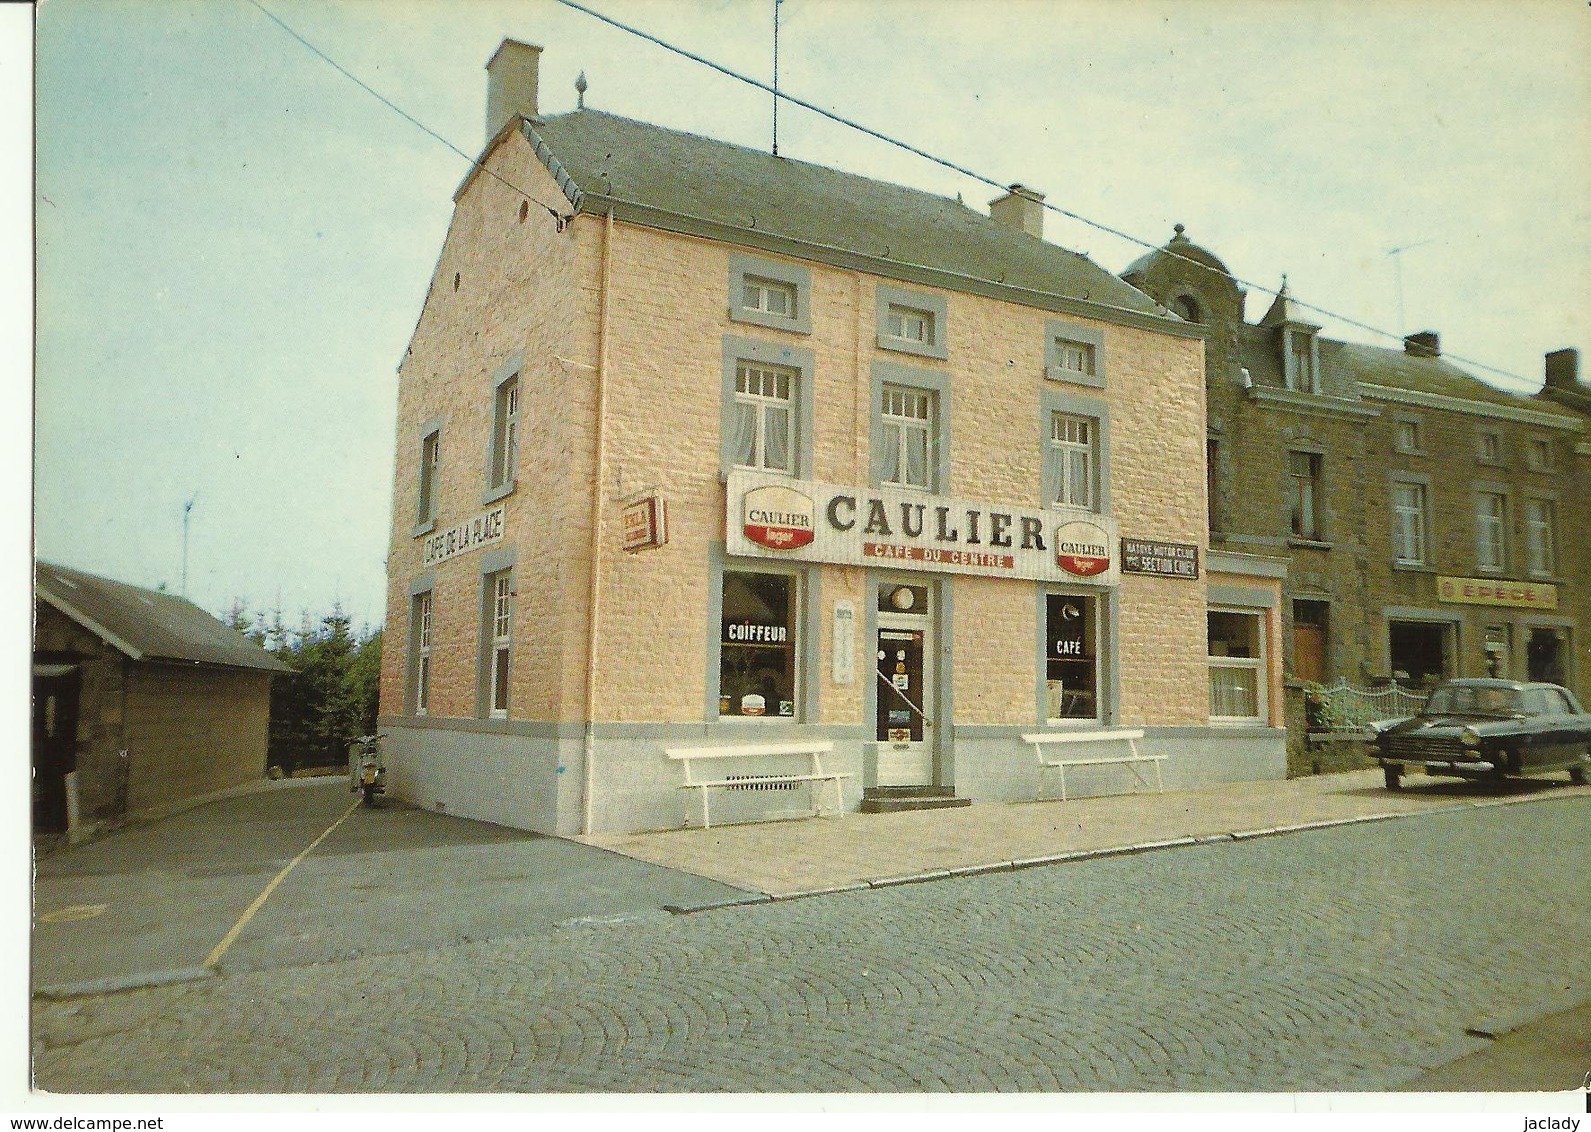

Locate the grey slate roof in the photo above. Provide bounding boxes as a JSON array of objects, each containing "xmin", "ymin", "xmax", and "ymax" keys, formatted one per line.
[
  {"xmin": 525, "ymin": 110, "xmax": 1169, "ymax": 321},
  {"xmin": 35, "ymin": 560, "xmax": 291, "ymax": 673}
]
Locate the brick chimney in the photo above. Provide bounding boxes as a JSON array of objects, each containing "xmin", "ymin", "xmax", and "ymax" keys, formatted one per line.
[
  {"xmin": 1544, "ymin": 347, "xmax": 1583, "ymax": 391},
  {"xmin": 989, "ymin": 184, "xmax": 1045, "ymax": 239},
  {"xmin": 1403, "ymin": 330, "xmax": 1440, "ymax": 358},
  {"xmin": 486, "ymin": 39, "xmax": 543, "ymax": 144}
]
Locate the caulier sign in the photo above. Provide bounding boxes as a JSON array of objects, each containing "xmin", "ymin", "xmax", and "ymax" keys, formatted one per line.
[{"xmin": 727, "ymin": 471, "xmax": 1120, "ymax": 586}]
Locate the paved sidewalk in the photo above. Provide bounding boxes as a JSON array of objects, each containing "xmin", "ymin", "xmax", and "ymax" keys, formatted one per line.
[{"xmin": 585, "ymin": 769, "xmax": 1590, "ymax": 898}]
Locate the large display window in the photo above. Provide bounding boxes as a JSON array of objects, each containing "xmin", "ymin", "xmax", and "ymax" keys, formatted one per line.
[{"xmin": 718, "ymin": 570, "xmax": 799, "ymax": 719}]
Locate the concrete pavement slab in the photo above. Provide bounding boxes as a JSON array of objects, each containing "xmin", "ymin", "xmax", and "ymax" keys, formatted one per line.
[{"xmin": 583, "ymin": 768, "xmax": 1590, "ymax": 896}]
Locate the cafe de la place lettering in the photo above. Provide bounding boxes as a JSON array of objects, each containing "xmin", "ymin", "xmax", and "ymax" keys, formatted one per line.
[{"xmin": 377, "ymin": 39, "xmax": 1587, "ymax": 837}]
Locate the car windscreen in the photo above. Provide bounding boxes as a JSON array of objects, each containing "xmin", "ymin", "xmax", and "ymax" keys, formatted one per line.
[{"xmin": 1424, "ymin": 686, "xmax": 1524, "ymax": 717}]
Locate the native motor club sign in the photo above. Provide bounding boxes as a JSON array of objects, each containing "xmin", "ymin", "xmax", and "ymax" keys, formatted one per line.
[{"xmin": 728, "ymin": 471, "xmax": 1119, "ymax": 585}]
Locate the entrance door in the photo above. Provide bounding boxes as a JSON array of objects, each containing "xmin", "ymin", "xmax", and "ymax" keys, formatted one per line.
[
  {"xmin": 875, "ymin": 608, "xmax": 934, "ymax": 787},
  {"xmin": 32, "ymin": 669, "xmax": 80, "ymax": 834},
  {"xmin": 1527, "ymin": 628, "xmax": 1566, "ymax": 685}
]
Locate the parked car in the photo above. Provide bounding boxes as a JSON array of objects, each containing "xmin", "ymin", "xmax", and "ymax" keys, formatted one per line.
[{"xmin": 1367, "ymin": 678, "xmax": 1591, "ymax": 790}]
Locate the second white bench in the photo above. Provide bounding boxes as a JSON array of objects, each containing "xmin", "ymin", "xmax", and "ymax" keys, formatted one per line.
[
  {"xmin": 1020, "ymin": 729, "xmax": 1160, "ymax": 802},
  {"xmin": 665, "ymin": 741, "xmax": 852, "ymax": 829}
]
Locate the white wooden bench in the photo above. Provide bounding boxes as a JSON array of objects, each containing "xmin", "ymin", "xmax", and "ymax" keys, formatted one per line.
[
  {"xmin": 664, "ymin": 741, "xmax": 852, "ymax": 829},
  {"xmin": 1020, "ymin": 729, "xmax": 1161, "ymax": 802}
]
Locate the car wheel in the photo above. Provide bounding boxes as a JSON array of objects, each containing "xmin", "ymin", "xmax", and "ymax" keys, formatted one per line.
[
  {"xmin": 1383, "ymin": 766, "xmax": 1403, "ymax": 791},
  {"xmin": 1571, "ymin": 761, "xmax": 1588, "ymax": 786}
]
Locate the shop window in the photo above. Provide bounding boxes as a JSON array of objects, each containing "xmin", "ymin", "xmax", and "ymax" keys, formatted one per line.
[
  {"xmin": 879, "ymin": 385, "xmax": 936, "ymax": 490},
  {"xmin": 484, "ymin": 570, "xmax": 512, "ymax": 718},
  {"xmin": 1389, "ymin": 621, "xmax": 1449, "ymax": 686},
  {"xmin": 1475, "ymin": 492, "xmax": 1507, "ymax": 572},
  {"xmin": 876, "ymin": 286, "xmax": 948, "ymax": 360},
  {"xmin": 1208, "ymin": 610, "xmax": 1265, "ymax": 724},
  {"xmin": 718, "ymin": 570, "xmax": 799, "ymax": 719},
  {"xmin": 1288, "ymin": 451, "xmax": 1322, "ymax": 539},
  {"xmin": 415, "ymin": 426, "xmax": 441, "ymax": 533},
  {"xmin": 1527, "ymin": 628, "xmax": 1567, "ymax": 686},
  {"xmin": 1045, "ymin": 594, "xmax": 1099, "ymax": 723},
  {"xmin": 487, "ymin": 373, "xmax": 519, "ymax": 498},
  {"xmin": 1526, "ymin": 499, "xmax": 1556, "ymax": 576},
  {"xmin": 1392, "ymin": 481, "xmax": 1428, "ymax": 566},
  {"xmin": 727, "ymin": 254, "xmax": 810, "ymax": 334},
  {"xmin": 730, "ymin": 362, "xmax": 796, "ymax": 474},
  {"xmin": 411, "ymin": 590, "xmax": 433, "ymax": 716}
]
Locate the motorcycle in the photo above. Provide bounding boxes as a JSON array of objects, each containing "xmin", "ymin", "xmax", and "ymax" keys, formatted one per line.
[{"xmin": 348, "ymin": 733, "xmax": 387, "ymax": 807}]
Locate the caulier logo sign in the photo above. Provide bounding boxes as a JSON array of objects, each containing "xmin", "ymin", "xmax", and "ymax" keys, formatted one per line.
[
  {"xmin": 1054, "ymin": 520, "xmax": 1111, "ymax": 577},
  {"xmin": 743, "ymin": 485, "xmax": 816, "ymax": 550}
]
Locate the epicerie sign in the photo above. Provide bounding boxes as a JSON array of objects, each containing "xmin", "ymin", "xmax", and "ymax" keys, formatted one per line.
[
  {"xmin": 1437, "ymin": 576, "xmax": 1558, "ymax": 610},
  {"xmin": 727, "ymin": 471, "xmax": 1119, "ymax": 585},
  {"xmin": 422, "ymin": 505, "xmax": 505, "ymax": 567}
]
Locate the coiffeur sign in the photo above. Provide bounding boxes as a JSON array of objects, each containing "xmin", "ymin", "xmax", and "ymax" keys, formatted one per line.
[{"xmin": 726, "ymin": 470, "xmax": 1119, "ymax": 586}]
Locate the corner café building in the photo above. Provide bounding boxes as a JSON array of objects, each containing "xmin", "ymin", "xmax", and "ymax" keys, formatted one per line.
[{"xmin": 378, "ymin": 41, "xmax": 1288, "ymax": 836}]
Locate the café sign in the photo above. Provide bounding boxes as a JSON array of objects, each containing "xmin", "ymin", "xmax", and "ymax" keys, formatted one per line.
[
  {"xmin": 422, "ymin": 505, "xmax": 505, "ymax": 567},
  {"xmin": 726, "ymin": 470, "xmax": 1119, "ymax": 585},
  {"xmin": 1437, "ymin": 576, "xmax": 1557, "ymax": 610}
]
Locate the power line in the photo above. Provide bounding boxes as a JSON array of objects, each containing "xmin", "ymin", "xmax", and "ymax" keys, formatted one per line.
[
  {"xmin": 241, "ymin": 0, "xmax": 573, "ymax": 228},
  {"xmin": 555, "ymin": 0, "xmax": 1543, "ymax": 387}
]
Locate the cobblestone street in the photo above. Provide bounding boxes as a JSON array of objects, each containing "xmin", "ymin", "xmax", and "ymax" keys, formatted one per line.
[{"xmin": 32, "ymin": 795, "xmax": 1589, "ymax": 1093}]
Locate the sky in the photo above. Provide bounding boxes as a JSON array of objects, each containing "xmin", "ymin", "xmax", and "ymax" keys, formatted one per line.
[{"xmin": 30, "ymin": 0, "xmax": 1591, "ymax": 633}]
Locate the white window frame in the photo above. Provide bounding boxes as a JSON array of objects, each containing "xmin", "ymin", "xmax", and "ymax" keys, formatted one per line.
[
  {"xmin": 1526, "ymin": 498, "xmax": 1556, "ymax": 576},
  {"xmin": 1393, "ymin": 481, "xmax": 1428, "ymax": 566},
  {"xmin": 1208, "ymin": 607, "xmax": 1268, "ymax": 726},
  {"xmin": 742, "ymin": 275, "xmax": 797, "ymax": 320},
  {"xmin": 1053, "ymin": 339, "xmax": 1096, "ymax": 378},
  {"xmin": 731, "ymin": 361, "xmax": 797, "ymax": 474},
  {"xmin": 1395, "ymin": 420, "xmax": 1421, "ymax": 453},
  {"xmin": 488, "ymin": 375, "xmax": 519, "ymax": 494},
  {"xmin": 1049, "ymin": 413, "xmax": 1096, "ymax": 511},
  {"xmin": 1475, "ymin": 491, "xmax": 1507, "ymax": 573},
  {"xmin": 1479, "ymin": 430, "xmax": 1503, "ymax": 464},
  {"xmin": 885, "ymin": 303, "xmax": 935, "ymax": 348},
  {"xmin": 1526, "ymin": 437, "xmax": 1553, "ymax": 471},
  {"xmin": 727, "ymin": 255, "xmax": 811, "ymax": 335},
  {"xmin": 1285, "ymin": 329, "xmax": 1319, "ymax": 394},
  {"xmin": 879, "ymin": 385, "xmax": 935, "ymax": 491},
  {"xmin": 413, "ymin": 590, "xmax": 433, "ymax": 716},
  {"xmin": 488, "ymin": 571, "xmax": 511, "ymax": 718},
  {"xmin": 875, "ymin": 286, "xmax": 948, "ymax": 360}
]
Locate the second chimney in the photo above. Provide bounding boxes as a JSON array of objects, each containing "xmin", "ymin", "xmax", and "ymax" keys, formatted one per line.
[
  {"xmin": 989, "ymin": 184, "xmax": 1045, "ymax": 240},
  {"xmin": 486, "ymin": 39, "xmax": 543, "ymax": 145},
  {"xmin": 1404, "ymin": 330, "xmax": 1441, "ymax": 358},
  {"xmin": 1544, "ymin": 347, "xmax": 1584, "ymax": 391}
]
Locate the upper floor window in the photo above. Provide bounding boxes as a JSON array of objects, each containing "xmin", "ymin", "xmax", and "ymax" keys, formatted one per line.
[
  {"xmin": 1526, "ymin": 437, "xmax": 1553, "ymax": 471},
  {"xmin": 1045, "ymin": 319, "xmax": 1106, "ymax": 388},
  {"xmin": 1394, "ymin": 420, "xmax": 1422, "ymax": 453},
  {"xmin": 1479, "ymin": 430, "xmax": 1503, "ymax": 464},
  {"xmin": 1526, "ymin": 499, "xmax": 1556, "ymax": 576},
  {"xmin": 416, "ymin": 429, "xmax": 441, "ymax": 531},
  {"xmin": 876, "ymin": 286, "xmax": 948, "ymax": 360},
  {"xmin": 1393, "ymin": 482, "xmax": 1428, "ymax": 566},
  {"xmin": 1171, "ymin": 294, "xmax": 1202, "ymax": 323},
  {"xmin": 1054, "ymin": 339, "xmax": 1096, "ymax": 377},
  {"xmin": 489, "ymin": 375, "xmax": 519, "ymax": 493},
  {"xmin": 1475, "ymin": 492, "xmax": 1507, "ymax": 572},
  {"xmin": 1049, "ymin": 413, "xmax": 1096, "ymax": 511},
  {"xmin": 1288, "ymin": 451, "xmax": 1322, "ymax": 540},
  {"xmin": 886, "ymin": 304, "xmax": 935, "ymax": 347},
  {"xmin": 411, "ymin": 590, "xmax": 433, "ymax": 716},
  {"xmin": 1285, "ymin": 329, "xmax": 1318, "ymax": 393},
  {"xmin": 730, "ymin": 361, "xmax": 796, "ymax": 474},
  {"xmin": 727, "ymin": 254, "xmax": 811, "ymax": 334},
  {"xmin": 879, "ymin": 385, "xmax": 936, "ymax": 490},
  {"xmin": 743, "ymin": 275, "xmax": 796, "ymax": 320}
]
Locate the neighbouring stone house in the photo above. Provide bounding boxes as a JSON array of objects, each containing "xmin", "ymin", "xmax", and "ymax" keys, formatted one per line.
[
  {"xmin": 377, "ymin": 39, "xmax": 1290, "ymax": 837},
  {"xmin": 32, "ymin": 560, "xmax": 290, "ymax": 840},
  {"xmin": 1122, "ymin": 227, "xmax": 1589, "ymax": 736}
]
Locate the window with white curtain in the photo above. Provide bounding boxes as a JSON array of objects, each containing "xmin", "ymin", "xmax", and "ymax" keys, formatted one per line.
[
  {"xmin": 730, "ymin": 361, "xmax": 796, "ymax": 473},
  {"xmin": 879, "ymin": 385, "xmax": 935, "ymax": 490}
]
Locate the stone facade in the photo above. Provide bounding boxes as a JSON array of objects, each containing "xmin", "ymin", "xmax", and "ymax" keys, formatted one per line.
[
  {"xmin": 1123, "ymin": 229, "xmax": 1589, "ymax": 727},
  {"xmin": 379, "ymin": 47, "xmax": 1291, "ymax": 836}
]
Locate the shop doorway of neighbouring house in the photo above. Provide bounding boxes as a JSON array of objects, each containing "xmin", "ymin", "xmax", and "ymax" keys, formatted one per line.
[
  {"xmin": 1388, "ymin": 621, "xmax": 1449, "ymax": 687},
  {"xmin": 876, "ymin": 582, "xmax": 934, "ymax": 787},
  {"xmin": 1292, "ymin": 599, "xmax": 1329, "ymax": 685},
  {"xmin": 1527, "ymin": 627, "xmax": 1567, "ymax": 686},
  {"xmin": 32, "ymin": 666, "xmax": 80, "ymax": 835}
]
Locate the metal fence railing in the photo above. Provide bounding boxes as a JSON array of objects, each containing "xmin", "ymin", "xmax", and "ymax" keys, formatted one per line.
[{"xmin": 1304, "ymin": 679, "xmax": 1427, "ymax": 739}]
